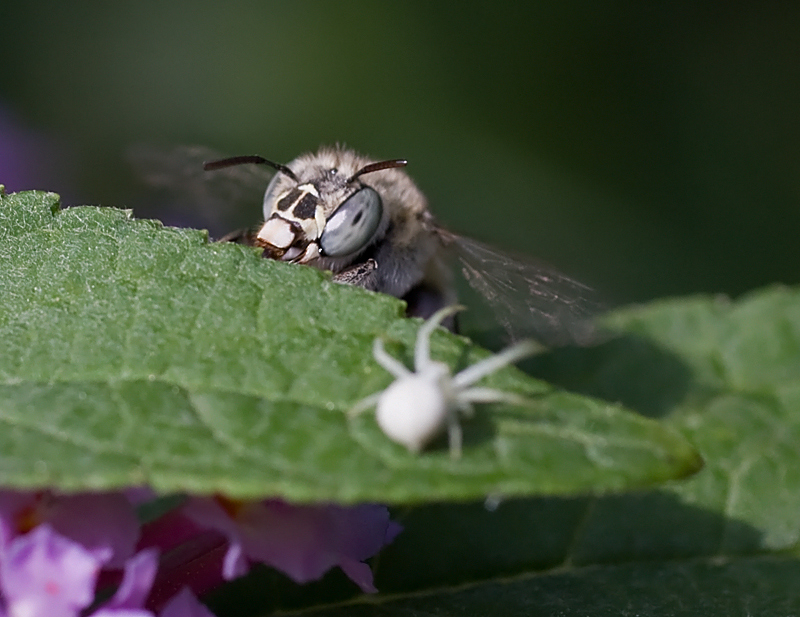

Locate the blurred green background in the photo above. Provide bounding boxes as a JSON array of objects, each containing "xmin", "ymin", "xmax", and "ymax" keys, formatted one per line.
[{"xmin": 1, "ymin": 2, "xmax": 798, "ymax": 306}]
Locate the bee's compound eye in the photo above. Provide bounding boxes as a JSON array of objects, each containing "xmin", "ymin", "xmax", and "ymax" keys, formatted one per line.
[{"xmin": 320, "ymin": 187, "xmax": 382, "ymax": 257}]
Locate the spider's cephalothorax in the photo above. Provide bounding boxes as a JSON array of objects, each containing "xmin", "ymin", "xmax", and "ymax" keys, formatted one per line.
[
  {"xmin": 350, "ymin": 306, "xmax": 538, "ymax": 458},
  {"xmin": 206, "ymin": 147, "xmax": 456, "ymax": 321}
]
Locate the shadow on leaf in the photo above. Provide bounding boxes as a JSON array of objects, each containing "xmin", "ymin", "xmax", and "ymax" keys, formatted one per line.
[{"xmin": 522, "ymin": 333, "xmax": 694, "ymax": 419}]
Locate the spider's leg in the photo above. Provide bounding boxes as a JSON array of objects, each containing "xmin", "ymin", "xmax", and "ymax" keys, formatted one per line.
[
  {"xmin": 373, "ymin": 338, "xmax": 411, "ymax": 378},
  {"xmin": 456, "ymin": 399, "xmax": 475, "ymax": 418},
  {"xmin": 415, "ymin": 305, "xmax": 465, "ymax": 371},
  {"xmin": 453, "ymin": 340, "xmax": 539, "ymax": 388},
  {"xmin": 446, "ymin": 407, "xmax": 463, "ymax": 459},
  {"xmin": 459, "ymin": 387, "xmax": 530, "ymax": 407},
  {"xmin": 348, "ymin": 392, "xmax": 382, "ymax": 418}
]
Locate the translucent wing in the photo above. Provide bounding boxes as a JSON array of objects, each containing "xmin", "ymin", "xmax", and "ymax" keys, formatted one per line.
[
  {"xmin": 434, "ymin": 228, "xmax": 602, "ymax": 346},
  {"xmin": 129, "ymin": 144, "xmax": 600, "ymax": 345},
  {"xmin": 127, "ymin": 144, "xmax": 274, "ymax": 235}
]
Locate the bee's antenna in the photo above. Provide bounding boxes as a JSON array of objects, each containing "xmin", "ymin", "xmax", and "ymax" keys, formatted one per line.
[
  {"xmin": 348, "ymin": 159, "xmax": 407, "ymax": 183},
  {"xmin": 203, "ymin": 155, "xmax": 299, "ymax": 183}
]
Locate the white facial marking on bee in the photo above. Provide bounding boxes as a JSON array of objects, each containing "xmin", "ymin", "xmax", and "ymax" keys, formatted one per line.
[
  {"xmin": 313, "ymin": 207, "xmax": 327, "ymax": 244},
  {"xmin": 299, "ymin": 242, "xmax": 320, "ymax": 263},
  {"xmin": 275, "ymin": 185, "xmax": 320, "ymax": 217},
  {"xmin": 349, "ymin": 306, "xmax": 538, "ymax": 458},
  {"xmin": 297, "ymin": 183, "xmax": 319, "ymax": 198},
  {"xmin": 256, "ymin": 217, "xmax": 294, "ymax": 248}
]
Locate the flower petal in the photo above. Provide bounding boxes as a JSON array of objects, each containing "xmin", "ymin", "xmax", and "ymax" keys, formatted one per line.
[
  {"xmin": 182, "ymin": 498, "xmax": 400, "ymax": 592},
  {"xmin": 337, "ymin": 559, "xmax": 378, "ymax": 594},
  {"xmin": 47, "ymin": 493, "xmax": 140, "ymax": 568},
  {"xmin": 104, "ymin": 548, "xmax": 160, "ymax": 610},
  {"xmin": 159, "ymin": 588, "xmax": 216, "ymax": 617},
  {"xmin": 0, "ymin": 524, "xmax": 101, "ymax": 617}
]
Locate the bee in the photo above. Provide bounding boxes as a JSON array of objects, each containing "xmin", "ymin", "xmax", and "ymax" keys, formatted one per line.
[
  {"xmin": 202, "ymin": 145, "xmax": 598, "ymax": 345},
  {"xmin": 138, "ymin": 144, "xmax": 599, "ymax": 345}
]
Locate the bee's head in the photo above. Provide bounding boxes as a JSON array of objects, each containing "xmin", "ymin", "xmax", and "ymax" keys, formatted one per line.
[{"xmin": 204, "ymin": 150, "xmax": 407, "ymax": 264}]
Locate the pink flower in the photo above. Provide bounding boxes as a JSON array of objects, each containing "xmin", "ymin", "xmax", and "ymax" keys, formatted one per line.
[
  {"xmin": 0, "ymin": 104, "xmax": 74, "ymax": 196},
  {"xmin": 159, "ymin": 589, "xmax": 216, "ymax": 617},
  {"xmin": 0, "ymin": 524, "xmax": 101, "ymax": 617},
  {"xmin": 95, "ymin": 549, "xmax": 159, "ymax": 615},
  {"xmin": 0, "ymin": 488, "xmax": 401, "ymax": 612},
  {"xmin": 0, "ymin": 491, "xmax": 139, "ymax": 568},
  {"xmin": 181, "ymin": 498, "xmax": 401, "ymax": 593},
  {"xmin": 0, "ymin": 524, "xmax": 211, "ymax": 617}
]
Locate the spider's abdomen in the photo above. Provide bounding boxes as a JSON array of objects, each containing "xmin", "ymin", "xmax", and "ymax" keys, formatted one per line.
[{"xmin": 375, "ymin": 374, "xmax": 448, "ymax": 452}]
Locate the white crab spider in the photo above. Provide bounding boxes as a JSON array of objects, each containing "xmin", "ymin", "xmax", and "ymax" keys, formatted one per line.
[{"xmin": 350, "ymin": 305, "xmax": 540, "ymax": 458}]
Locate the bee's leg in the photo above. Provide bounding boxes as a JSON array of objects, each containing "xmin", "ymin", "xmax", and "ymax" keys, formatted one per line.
[
  {"xmin": 216, "ymin": 228, "xmax": 258, "ymax": 245},
  {"xmin": 332, "ymin": 259, "xmax": 379, "ymax": 290},
  {"xmin": 403, "ymin": 284, "xmax": 459, "ymax": 333}
]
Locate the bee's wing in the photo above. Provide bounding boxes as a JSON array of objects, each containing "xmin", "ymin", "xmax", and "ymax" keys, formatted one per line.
[
  {"xmin": 434, "ymin": 228, "xmax": 602, "ymax": 346},
  {"xmin": 127, "ymin": 144, "xmax": 275, "ymax": 235}
]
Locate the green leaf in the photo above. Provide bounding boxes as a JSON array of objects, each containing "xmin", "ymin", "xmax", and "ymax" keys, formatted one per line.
[
  {"xmin": 0, "ymin": 188, "xmax": 699, "ymax": 503},
  {"xmin": 209, "ymin": 286, "xmax": 798, "ymax": 616},
  {"xmin": 530, "ymin": 288, "xmax": 800, "ymax": 556},
  {"xmin": 349, "ymin": 287, "xmax": 799, "ymax": 617},
  {"xmin": 281, "ymin": 556, "xmax": 800, "ymax": 617}
]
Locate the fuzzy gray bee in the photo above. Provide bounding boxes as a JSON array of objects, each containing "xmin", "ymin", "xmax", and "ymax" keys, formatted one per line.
[
  {"xmin": 201, "ymin": 145, "xmax": 599, "ymax": 345},
  {"xmin": 151, "ymin": 145, "xmax": 598, "ymax": 345},
  {"xmin": 205, "ymin": 148, "xmax": 460, "ymax": 325}
]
